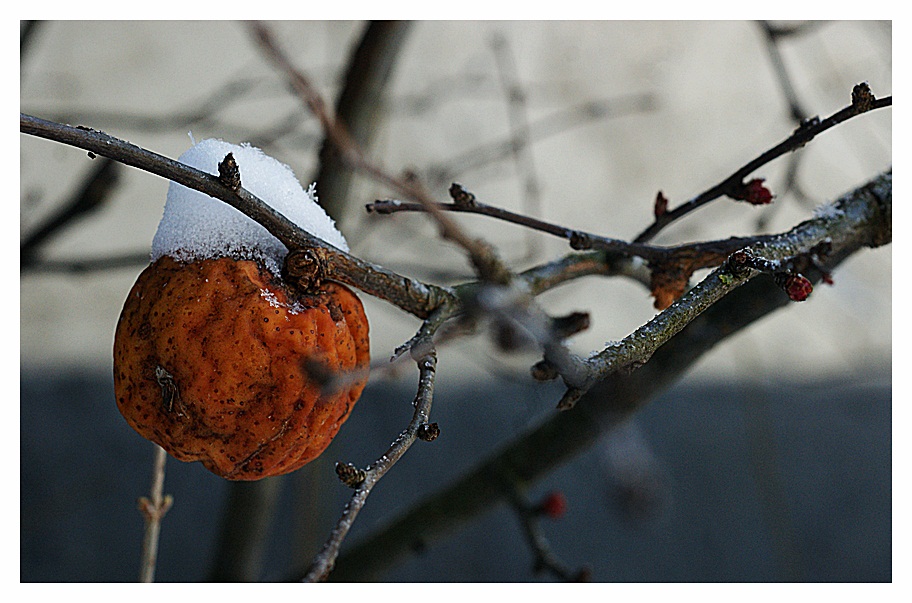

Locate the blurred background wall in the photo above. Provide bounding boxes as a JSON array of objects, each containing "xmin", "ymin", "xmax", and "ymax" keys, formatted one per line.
[{"xmin": 20, "ymin": 21, "xmax": 891, "ymax": 581}]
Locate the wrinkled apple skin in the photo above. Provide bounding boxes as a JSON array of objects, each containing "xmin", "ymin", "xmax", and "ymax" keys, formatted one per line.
[{"xmin": 113, "ymin": 256, "xmax": 370, "ymax": 480}]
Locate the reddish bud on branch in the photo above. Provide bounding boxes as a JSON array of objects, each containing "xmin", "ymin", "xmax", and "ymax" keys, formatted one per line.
[
  {"xmin": 654, "ymin": 191, "xmax": 669, "ymax": 219},
  {"xmin": 732, "ymin": 178, "xmax": 774, "ymax": 205},
  {"xmin": 775, "ymin": 273, "xmax": 813, "ymax": 302},
  {"xmin": 535, "ymin": 491, "xmax": 567, "ymax": 519}
]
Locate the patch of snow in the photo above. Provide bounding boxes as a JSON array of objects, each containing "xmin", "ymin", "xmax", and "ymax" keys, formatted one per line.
[
  {"xmin": 259, "ymin": 288, "xmax": 305, "ymax": 315},
  {"xmin": 813, "ymin": 203, "xmax": 844, "ymax": 220},
  {"xmin": 151, "ymin": 139, "xmax": 348, "ymax": 273}
]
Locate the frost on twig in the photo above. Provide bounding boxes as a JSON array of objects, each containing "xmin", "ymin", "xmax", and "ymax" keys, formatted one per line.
[{"xmin": 558, "ymin": 170, "xmax": 892, "ymax": 409}]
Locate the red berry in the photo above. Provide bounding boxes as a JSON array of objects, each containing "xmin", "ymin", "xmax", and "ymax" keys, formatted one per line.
[{"xmin": 538, "ymin": 491, "xmax": 567, "ymax": 519}]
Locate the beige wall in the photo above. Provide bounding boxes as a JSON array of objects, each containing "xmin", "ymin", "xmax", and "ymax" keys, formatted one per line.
[{"xmin": 20, "ymin": 21, "xmax": 891, "ymax": 383}]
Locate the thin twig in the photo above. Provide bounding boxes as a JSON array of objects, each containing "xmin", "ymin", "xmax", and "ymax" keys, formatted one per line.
[
  {"xmin": 753, "ymin": 20, "xmax": 818, "ymax": 230},
  {"xmin": 368, "ymin": 191, "xmax": 779, "ymax": 265},
  {"xmin": 19, "ymin": 252, "xmax": 151, "ymax": 274},
  {"xmin": 757, "ymin": 20, "xmax": 810, "ymax": 123},
  {"xmin": 633, "ymin": 88, "xmax": 891, "ymax": 243},
  {"xmin": 31, "ymin": 75, "xmax": 268, "ymax": 135},
  {"xmin": 207, "ymin": 479, "xmax": 284, "ymax": 582},
  {"xmin": 504, "ymin": 485, "xmax": 586, "ymax": 582},
  {"xmin": 303, "ymin": 346, "xmax": 439, "ymax": 582},
  {"xmin": 137, "ymin": 445, "xmax": 172, "ymax": 583}
]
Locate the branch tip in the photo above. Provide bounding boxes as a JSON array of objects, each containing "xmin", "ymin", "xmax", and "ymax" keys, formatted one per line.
[{"xmin": 217, "ymin": 152, "xmax": 241, "ymax": 191}]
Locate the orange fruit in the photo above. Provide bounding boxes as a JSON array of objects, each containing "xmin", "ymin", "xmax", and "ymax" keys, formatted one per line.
[{"xmin": 113, "ymin": 256, "xmax": 369, "ymax": 480}]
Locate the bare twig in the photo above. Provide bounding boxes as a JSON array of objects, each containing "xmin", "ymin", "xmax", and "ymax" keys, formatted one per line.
[
  {"xmin": 757, "ymin": 20, "xmax": 811, "ymax": 123},
  {"xmin": 369, "ymin": 187, "xmax": 777, "ymax": 264},
  {"xmin": 314, "ymin": 20, "xmax": 412, "ymax": 221},
  {"xmin": 303, "ymin": 346, "xmax": 439, "ymax": 582},
  {"xmin": 423, "ymin": 93, "xmax": 656, "ymax": 189},
  {"xmin": 208, "ymin": 479, "xmax": 283, "ymax": 582},
  {"xmin": 753, "ymin": 20, "xmax": 820, "ymax": 230},
  {"xmin": 31, "ymin": 76, "xmax": 268, "ymax": 135},
  {"xmin": 137, "ymin": 445, "xmax": 172, "ymax": 583},
  {"xmin": 633, "ymin": 86, "xmax": 891, "ymax": 243},
  {"xmin": 19, "ymin": 252, "xmax": 151, "ymax": 274}
]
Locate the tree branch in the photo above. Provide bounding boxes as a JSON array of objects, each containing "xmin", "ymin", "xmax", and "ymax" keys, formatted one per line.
[
  {"xmin": 557, "ymin": 170, "xmax": 892, "ymax": 408},
  {"xmin": 19, "ymin": 113, "xmax": 455, "ymax": 320},
  {"xmin": 322, "ymin": 170, "xmax": 891, "ymax": 581},
  {"xmin": 302, "ymin": 346, "xmax": 439, "ymax": 581},
  {"xmin": 633, "ymin": 85, "xmax": 891, "ymax": 243},
  {"xmin": 207, "ymin": 478, "xmax": 283, "ymax": 582}
]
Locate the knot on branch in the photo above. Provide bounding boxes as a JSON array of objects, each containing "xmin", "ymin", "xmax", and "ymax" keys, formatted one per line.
[
  {"xmin": 283, "ymin": 247, "xmax": 329, "ymax": 293},
  {"xmin": 726, "ymin": 247, "xmax": 822, "ymax": 302},
  {"xmin": 335, "ymin": 462, "xmax": 366, "ymax": 488},
  {"xmin": 794, "ymin": 115, "xmax": 821, "ymax": 135},
  {"xmin": 851, "ymin": 82, "xmax": 876, "ymax": 113},
  {"xmin": 568, "ymin": 231, "xmax": 593, "ymax": 250},
  {"xmin": 725, "ymin": 248, "xmax": 777, "ymax": 278},
  {"xmin": 556, "ymin": 387, "xmax": 585, "ymax": 411},
  {"xmin": 217, "ymin": 152, "xmax": 241, "ymax": 191},
  {"xmin": 417, "ymin": 422, "xmax": 440, "ymax": 442},
  {"xmin": 449, "ymin": 182, "xmax": 477, "ymax": 207},
  {"xmin": 138, "ymin": 494, "xmax": 174, "ymax": 522}
]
